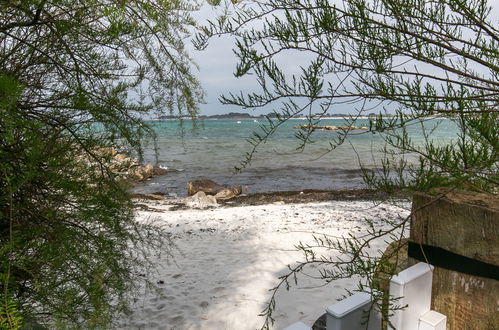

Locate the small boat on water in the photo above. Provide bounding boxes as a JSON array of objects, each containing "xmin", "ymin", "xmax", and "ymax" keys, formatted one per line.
[{"xmin": 236, "ymin": 121, "xmax": 242, "ymax": 124}]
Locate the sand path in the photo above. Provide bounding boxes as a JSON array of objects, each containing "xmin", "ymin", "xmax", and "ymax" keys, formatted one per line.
[{"xmin": 117, "ymin": 200, "xmax": 410, "ymax": 330}]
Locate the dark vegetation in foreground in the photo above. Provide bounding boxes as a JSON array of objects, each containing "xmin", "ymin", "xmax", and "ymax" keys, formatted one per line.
[{"xmin": 0, "ymin": 1, "xmax": 202, "ymax": 328}]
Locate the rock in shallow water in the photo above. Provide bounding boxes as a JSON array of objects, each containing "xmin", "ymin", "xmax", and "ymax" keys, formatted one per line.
[
  {"xmin": 187, "ymin": 179, "xmax": 242, "ymax": 200},
  {"xmin": 187, "ymin": 178, "xmax": 225, "ymax": 196},
  {"xmin": 152, "ymin": 167, "xmax": 168, "ymax": 176}
]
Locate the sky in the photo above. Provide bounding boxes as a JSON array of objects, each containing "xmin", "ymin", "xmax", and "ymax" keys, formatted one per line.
[
  {"xmin": 188, "ymin": 1, "xmax": 499, "ymax": 116},
  {"xmin": 189, "ymin": 2, "xmax": 310, "ymax": 116},
  {"xmin": 187, "ymin": 8, "xmax": 256, "ymax": 116}
]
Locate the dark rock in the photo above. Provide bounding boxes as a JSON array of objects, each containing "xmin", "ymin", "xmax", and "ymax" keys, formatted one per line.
[
  {"xmin": 152, "ymin": 167, "xmax": 168, "ymax": 176},
  {"xmin": 187, "ymin": 179, "xmax": 242, "ymax": 200},
  {"xmin": 187, "ymin": 179, "xmax": 226, "ymax": 196}
]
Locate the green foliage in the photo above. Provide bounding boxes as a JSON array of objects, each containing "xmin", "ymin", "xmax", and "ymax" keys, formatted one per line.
[
  {"xmin": 0, "ymin": 0, "xmax": 206, "ymax": 327},
  {"xmin": 0, "ymin": 294, "xmax": 22, "ymax": 330},
  {"xmin": 198, "ymin": 0, "xmax": 498, "ymax": 328}
]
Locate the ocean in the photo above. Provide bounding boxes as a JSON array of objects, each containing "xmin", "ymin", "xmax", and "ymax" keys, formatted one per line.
[{"xmin": 134, "ymin": 118, "xmax": 459, "ymax": 197}]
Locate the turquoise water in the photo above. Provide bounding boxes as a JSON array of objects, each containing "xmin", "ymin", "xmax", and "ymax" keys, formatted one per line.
[{"xmin": 136, "ymin": 118, "xmax": 459, "ymax": 196}]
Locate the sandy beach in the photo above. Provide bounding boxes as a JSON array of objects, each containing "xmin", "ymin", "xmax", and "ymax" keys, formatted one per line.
[{"xmin": 117, "ymin": 196, "xmax": 410, "ymax": 330}]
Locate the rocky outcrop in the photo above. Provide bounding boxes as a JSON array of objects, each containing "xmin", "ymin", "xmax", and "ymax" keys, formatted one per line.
[
  {"xmin": 293, "ymin": 125, "xmax": 368, "ymax": 131},
  {"xmin": 132, "ymin": 164, "xmax": 154, "ymax": 181},
  {"xmin": 187, "ymin": 179, "xmax": 222, "ymax": 196},
  {"xmin": 187, "ymin": 179, "xmax": 242, "ymax": 200},
  {"xmin": 80, "ymin": 147, "xmax": 168, "ymax": 182},
  {"xmin": 103, "ymin": 149, "xmax": 168, "ymax": 181},
  {"xmin": 183, "ymin": 191, "xmax": 219, "ymax": 209}
]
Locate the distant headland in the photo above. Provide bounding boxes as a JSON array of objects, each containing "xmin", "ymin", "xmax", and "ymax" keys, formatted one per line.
[{"xmin": 157, "ymin": 112, "xmax": 379, "ymax": 121}]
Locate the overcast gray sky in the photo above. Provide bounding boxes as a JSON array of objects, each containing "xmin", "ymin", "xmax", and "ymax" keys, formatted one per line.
[
  {"xmin": 189, "ymin": 1, "xmax": 499, "ymax": 116},
  {"xmin": 189, "ymin": 2, "xmax": 309, "ymax": 116}
]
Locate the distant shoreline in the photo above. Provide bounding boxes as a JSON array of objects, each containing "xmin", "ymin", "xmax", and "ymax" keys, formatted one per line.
[
  {"xmin": 150, "ymin": 116, "xmax": 374, "ymax": 121},
  {"xmin": 149, "ymin": 114, "xmax": 445, "ymax": 121},
  {"xmin": 150, "ymin": 117, "xmax": 371, "ymax": 121}
]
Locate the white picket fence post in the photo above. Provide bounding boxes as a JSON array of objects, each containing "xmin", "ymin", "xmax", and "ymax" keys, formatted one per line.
[
  {"xmin": 389, "ymin": 262, "xmax": 434, "ymax": 330},
  {"xmin": 419, "ymin": 310, "xmax": 447, "ymax": 330},
  {"xmin": 326, "ymin": 292, "xmax": 381, "ymax": 330},
  {"xmin": 282, "ymin": 262, "xmax": 448, "ymax": 330},
  {"xmin": 282, "ymin": 321, "xmax": 312, "ymax": 330}
]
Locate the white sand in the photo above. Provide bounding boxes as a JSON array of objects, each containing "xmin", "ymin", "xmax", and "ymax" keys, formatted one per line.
[{"xmin": 117, "ymin": 199, "xmax": 410, "ymax": 330}]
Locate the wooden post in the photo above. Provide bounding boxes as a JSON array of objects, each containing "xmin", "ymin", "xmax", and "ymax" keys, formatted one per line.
[{"xmin": 411, "ymin": 190, "xmax": 499, "ymax": 330}]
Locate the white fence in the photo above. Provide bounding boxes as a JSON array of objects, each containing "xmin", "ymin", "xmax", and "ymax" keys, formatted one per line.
[{"xmin": 283, "ymin": 262, "xmax": 447, "ymax": 330}]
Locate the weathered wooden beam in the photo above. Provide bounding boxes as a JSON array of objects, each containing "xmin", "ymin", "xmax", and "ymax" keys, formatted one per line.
[{"xmin": 411, "ymin": 190, "xmax": 499, "ymax": 330}]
